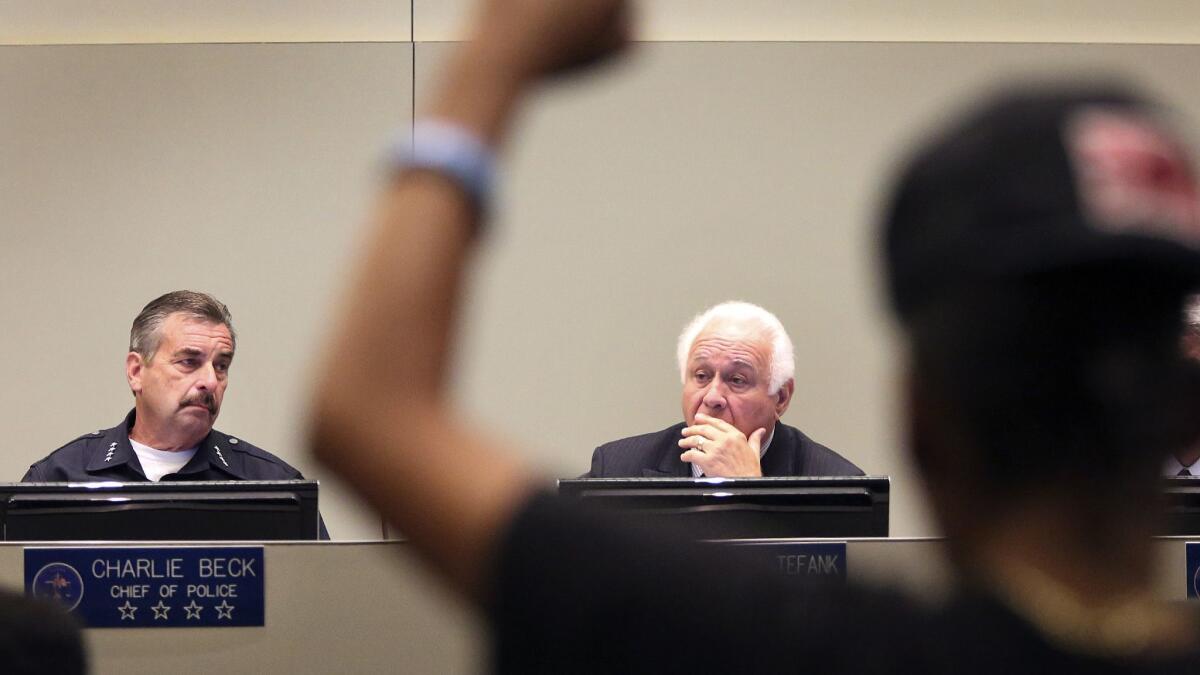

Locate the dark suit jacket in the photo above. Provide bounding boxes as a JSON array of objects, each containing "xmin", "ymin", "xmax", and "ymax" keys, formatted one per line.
[{"xmin": 586, "ymin": 421, "xmax": 863, "ymax": 477}]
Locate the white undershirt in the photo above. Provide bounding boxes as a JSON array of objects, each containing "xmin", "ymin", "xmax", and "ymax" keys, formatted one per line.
[
  {"xmin": 129, "ymin": 439, "xmax": 198, "ymax": 482},
  {"xmin": 691, "ymin": 428, "xmax": 774, "ymax": 478}
]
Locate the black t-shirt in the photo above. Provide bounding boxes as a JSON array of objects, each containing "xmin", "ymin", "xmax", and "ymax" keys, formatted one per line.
[
  {"xmin": 490, "ymin": 492, "xmax": 1200, "ymax": 674},
  {"xmin": 0, "ymin": 590, "xmax": 86, "ymax": 674}
]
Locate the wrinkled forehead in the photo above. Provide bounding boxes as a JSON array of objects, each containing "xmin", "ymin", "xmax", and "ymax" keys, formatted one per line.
[
  {"xmin": 157, "ymin": 313, "xmax": 235, "ymax": 352},
  {"xmin": 688, "ymin": 320, "xmax": 772, "ymax": 369}
]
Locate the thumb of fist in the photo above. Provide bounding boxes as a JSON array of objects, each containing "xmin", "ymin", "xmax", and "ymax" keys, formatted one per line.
[{"xmin": 749, "ymin": 428, "xmax": 767, "ymax": 452}]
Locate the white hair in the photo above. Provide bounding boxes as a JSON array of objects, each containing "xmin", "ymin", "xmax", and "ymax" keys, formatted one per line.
[{"xmin": 675, "ymin": 301, "xmax": 795, "ymax": 394}]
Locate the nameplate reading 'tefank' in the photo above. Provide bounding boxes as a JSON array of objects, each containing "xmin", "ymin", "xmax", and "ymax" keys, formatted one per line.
[
  {"xmin": 25, "ymin": 546, "xmax": 265, "ymax": 628},
  {"xmin": 725, "ymin": 541, "xmax": 847, "ymax": 588}
]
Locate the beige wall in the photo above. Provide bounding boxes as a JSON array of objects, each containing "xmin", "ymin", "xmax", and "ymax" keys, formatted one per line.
[
  {"xmin": 3, "ymin": 4, "xmax": 1200, "ymax": 542},
  {"xmin": 6, "ymin": 1, "xmax": 1200, "ymax": 44}
]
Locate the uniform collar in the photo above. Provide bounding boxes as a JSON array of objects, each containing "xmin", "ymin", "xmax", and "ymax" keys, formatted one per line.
[
  {"xmin": 188, "ymin": 430, "xmax": 250, "ymax": 479},
  {"xmin": 85, "ymin": 409, "xmax": 248, "ymax": 479},
  {"xmin": 85, "ymin": 409, "xmax": 140, "ymax": 474}
]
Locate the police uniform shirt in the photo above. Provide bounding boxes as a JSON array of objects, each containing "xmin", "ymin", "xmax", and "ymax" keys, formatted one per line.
[
  {"xmin": 23, "ymin": 409, "xmax": 331, "ymax": 539},
  {"xmin": 23, "ymin": 409, "xmax": 305, "ymax": 483}
]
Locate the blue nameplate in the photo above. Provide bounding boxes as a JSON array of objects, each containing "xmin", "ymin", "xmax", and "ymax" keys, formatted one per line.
[
  {"xmin": 1188, "ymin": 542, "xmax": 1200, "ymax": 599},
  {"xmin": 724, "ymin": 541, "xmax": 847, "ymax": 587},
  {"xmin": 25, "ymin": 547, "xmax": 264, "ymax": 628}
]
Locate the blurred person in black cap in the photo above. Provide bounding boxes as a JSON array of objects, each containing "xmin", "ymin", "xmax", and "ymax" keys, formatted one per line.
[{"xmin": 309, "ymin": 0, "xmax": 1200, "ymax": 671}]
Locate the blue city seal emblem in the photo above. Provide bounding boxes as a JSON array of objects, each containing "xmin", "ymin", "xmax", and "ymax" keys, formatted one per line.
[{"xmin": 31, "ymin": 562, "xmax": 85, "ymax": 611}]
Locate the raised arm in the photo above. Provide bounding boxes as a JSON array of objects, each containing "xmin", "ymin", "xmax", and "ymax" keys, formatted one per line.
[{"xmin": 309, "ymin": 0, "xmax": 630, "ymax": 601}]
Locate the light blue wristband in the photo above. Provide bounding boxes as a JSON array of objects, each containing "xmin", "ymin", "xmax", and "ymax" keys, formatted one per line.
[{"xmin": 391, "ymin": 119, "xmax": 496, "ymax": 219}]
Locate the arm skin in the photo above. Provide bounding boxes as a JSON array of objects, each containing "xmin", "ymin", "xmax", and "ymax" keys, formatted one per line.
[{"xmin": 309, "ymin": 0, "xmax": 631, "ymax": 603}]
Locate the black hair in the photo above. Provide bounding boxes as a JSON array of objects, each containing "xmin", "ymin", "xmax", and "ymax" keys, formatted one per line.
[{"xmin": 907, "ymin": 264, "xmax": 1200, "ymax": 501}]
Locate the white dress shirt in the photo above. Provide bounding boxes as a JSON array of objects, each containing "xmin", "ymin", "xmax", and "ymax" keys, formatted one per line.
[{"xmin": 1164, "ymin": 454, "xmax": 1200, "ymax": 477}]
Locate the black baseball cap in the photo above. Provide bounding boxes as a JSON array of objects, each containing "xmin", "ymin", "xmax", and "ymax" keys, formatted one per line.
[{"xmin": 883, "ymin": 83, "xmax": 1200, "ymax": 322}]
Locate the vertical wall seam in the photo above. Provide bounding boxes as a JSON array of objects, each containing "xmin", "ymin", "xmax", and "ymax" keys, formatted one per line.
[{"xmin": 410, "ymin": 1, "xmax": 416, "ymax": 133}]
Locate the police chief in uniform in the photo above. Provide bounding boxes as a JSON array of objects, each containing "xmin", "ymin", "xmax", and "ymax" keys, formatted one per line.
[{"xmin": 23, "ymin": 291, "xmax": 327, "ymax": 537}]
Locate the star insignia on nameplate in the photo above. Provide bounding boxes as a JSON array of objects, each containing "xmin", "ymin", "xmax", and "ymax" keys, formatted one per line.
[
  {"xmin": 118, "ymin": 600, "xmax": 138, "ymax": 620},
  {"xmin": 104, "ymin": 442, "xmax": 117, "ymax": 462},
  {"xmin": 214, "ymin": 445, "xmax": 229, "ymax": 467},
  {"xmin": 151, "ymin": 600, "xmax": 171, "ymax": 620},
  {"xmin": 32, "ymin": 563, "xmax": 84, "ymax": 611},
  {"xmin": 183, "ymin": 600, "xmax": 204, "ymax": 620},
  {"xmin": 214, "ymin": 600, "xmax": 235, "ymax": 620},
  {"xmin": 46, "ymin": 572, "xmax": 71, "ymax": 594}
]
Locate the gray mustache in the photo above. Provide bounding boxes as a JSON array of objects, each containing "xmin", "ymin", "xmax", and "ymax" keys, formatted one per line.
[{"xmin": 179, "ymin": 393, "xmax": 216, "ymax": 414}]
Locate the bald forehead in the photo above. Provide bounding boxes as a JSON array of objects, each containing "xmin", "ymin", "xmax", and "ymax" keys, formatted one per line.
[{"xmin": 688, "ymin": 320, "xmax": 772, "ymax": 367}]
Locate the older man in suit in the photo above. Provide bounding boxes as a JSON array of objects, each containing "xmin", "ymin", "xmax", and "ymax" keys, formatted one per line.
[{"xmin": 586, "ymin": 301, "xmax": 863, "ymax": 478}]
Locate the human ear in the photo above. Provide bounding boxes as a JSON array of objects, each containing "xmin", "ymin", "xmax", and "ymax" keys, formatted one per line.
[
  {"xmin": 126, "ymin": 352, "xmax": 145, "ymax": 395},
  {"xmin": 774, "ymin": 379, "xmax": 794, "ymax": 417}
]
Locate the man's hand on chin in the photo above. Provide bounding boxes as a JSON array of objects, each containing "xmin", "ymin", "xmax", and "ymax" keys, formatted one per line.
[{"xmin": 678, "ymin": 413, "xmax": 765, "ymax": 477}]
